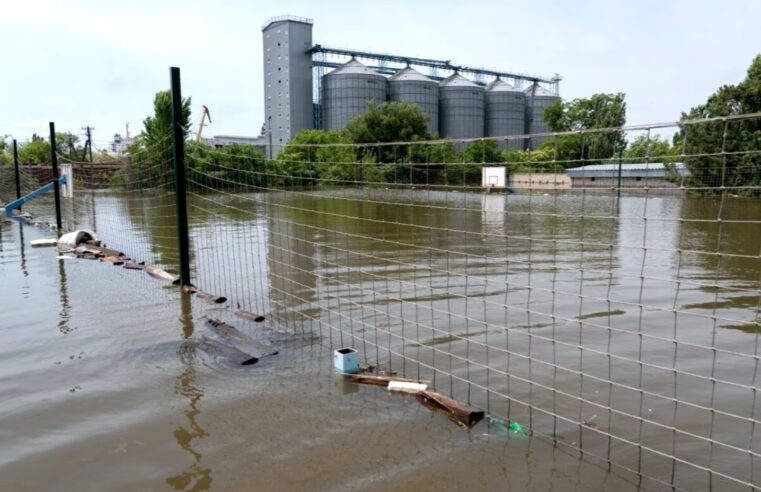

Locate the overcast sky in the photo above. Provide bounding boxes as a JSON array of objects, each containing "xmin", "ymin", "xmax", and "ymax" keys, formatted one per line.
[{"xmin": 1, "ymin": 0, "xmax": 758, "ymax": 148}]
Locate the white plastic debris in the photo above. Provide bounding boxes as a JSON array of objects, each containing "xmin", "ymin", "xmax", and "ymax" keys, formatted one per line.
[
  {"xmin": 30, "ymin": 238, "xmax": 58, "ymax": 248},
  {"xmin": 57, "ymin": 230, "xmax": 98, "ymax": 251},
  {"xmin": 387, "ymin": 381, "xmax": 428, "ymax": 393}
]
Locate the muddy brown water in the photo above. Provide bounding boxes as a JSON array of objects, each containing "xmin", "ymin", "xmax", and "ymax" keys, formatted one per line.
[{"xmin": 1, "ymin": 188, "xmax": 760, "ymax": 491}]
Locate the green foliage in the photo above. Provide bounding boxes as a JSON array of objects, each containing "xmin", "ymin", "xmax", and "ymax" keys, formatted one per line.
[
  {"xmin": 623, "ymin": 135, "xmax": 678, "ymax": 163},
  {"xmin": 277, "ymin": 129, "xmax": 357, "ymax": 184},
  {"xmin": 345, "ymin": 100, "xmax": 432, "ymax": 167},
  {"xmin": 124, "ymin": 90, "xmax": 191, "ymax": 188},
  {"xmin": 676, "ymin": 55, "xmax": 761, "ymax": 193},
  {"xmin": 186, "ymin": 141, "xmax": 267, "ymax": 189},
  {"xmin": 18, "ymin": 135, "xmax": 49, "ymax": 164},
  {"xmin": 543, "ymin": 93, "xmax": 627, "ymax": 165},
  {"xmin": 0, "ymin": 136, "xmax": 10, "ymax": 166},
  {"xmin": 503, "ymin": 147, "xmax": 556, "ymax": 172}
]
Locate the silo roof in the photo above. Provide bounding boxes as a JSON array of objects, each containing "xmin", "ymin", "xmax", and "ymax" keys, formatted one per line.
[
  {"xmin": 440, "ymin": 73, "xmax": 480, "ymax": 88},
  {"xmin": 524, "ymin": 83, "xmax": 556, "ymax": 96},
  {"xmin": 327, "ymin": 59, "xmax": 382, "ymax": 76},
  {"xmin": 486, "ymin": 79, "xmax": 519, "ymax": 92},
  {"xmin": 389, "ymin": 67, "xmax": 434, "ymax": 82}
]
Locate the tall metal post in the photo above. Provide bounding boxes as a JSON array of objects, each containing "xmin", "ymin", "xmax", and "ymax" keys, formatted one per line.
[
  {"xmin": 170, "ymin": 67, "xmax": 191, "ymax": 287},
  {"xmin": 617, "ymin": 147, "xmax": 623, "ymax": 199},
  {"xmin": 12, "ymin": 139, "xmax": 21, "ymax": 209},
  {"xmin": 49, "ymin": 122, "xmax": 63, "ymax": 231}
]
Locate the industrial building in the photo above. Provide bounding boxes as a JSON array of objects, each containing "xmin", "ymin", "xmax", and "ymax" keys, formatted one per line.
[
  {"xmin": 261, "ymin": 15, "xmax": 561, "ymax": 153},
  {"xmin": 565, "ymin": 163, "xmax": 689, "ymax": 189}
]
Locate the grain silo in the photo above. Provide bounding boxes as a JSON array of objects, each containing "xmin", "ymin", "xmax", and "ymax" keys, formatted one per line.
[
  {"xmin": 525, "ymin": 83, "xmax": 560, "ymax": 149},
  {"xmin": 389, "ymin": 67, "xmax": 439, "ymax": 136},
  {"xmin": 485, "ymin": 79, "xmax": 527, "ymax": 150},
  {"xmin": 321, "ymin": 59, "xmax": 388, "ymax": 131},
  {"xmin": 439, "ymin": 73, "xmax": 484, "ymax": 141}
]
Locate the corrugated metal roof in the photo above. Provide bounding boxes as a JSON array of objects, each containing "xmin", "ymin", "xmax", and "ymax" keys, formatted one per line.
[
  {"xmin": 486, "ymin": 79, "xmax": 518, "ymax": 92},
  {"xmin": 440, "ymin": 73, "xmax": 480, "ymax": 88},
  {"xmin": 389, "ymin": 67, "xmax": 434, "ymax": 82},
  {"xmin": 524, "ymin": 83, "xmax": 557, "ymax": 97},
  {"xmin": 566, "ymin": 163, "xmax": 689, "ymax": 178},
  {"xmin": 327, "ymin": 59, "xmax": 383, "ymax": 76}
]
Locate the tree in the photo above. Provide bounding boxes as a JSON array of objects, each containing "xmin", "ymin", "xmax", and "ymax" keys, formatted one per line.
[
  {"xmin": 344, "ymin": 100, "xmax": 432, "ymax": 165},
  {"xmin": 126, "ymin": 90, "xmax": 191, "ymax": 188},
  {"xmin": 0, "ymin": 136, "xmax": 10, "ymax": 166},
  {"xmin": 543, "ymin": 92, "xmax": 627, "ymax": 166},
  {"xmin": 676, "ymin": 55, "xmax": 761, "ymax": 193},
  {"xmin": 276, "ymin": 129, "xmax": 358, "ymax": 184},
  {"xmin": 623, "ymin": 135, "xmax": 678, "ymax": 163}
]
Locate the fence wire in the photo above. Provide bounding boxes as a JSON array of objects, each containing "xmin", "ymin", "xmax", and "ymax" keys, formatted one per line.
[{"xmin": 10, "ymin": 114, "xmax": 761, "ymax": 490}]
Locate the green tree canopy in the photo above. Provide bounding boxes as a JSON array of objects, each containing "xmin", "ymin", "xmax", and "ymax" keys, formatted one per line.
[
  {"xmin": 676, "ymin": 54, "xmax": 761, "ymax": 192},
  {"xmin": 124, "ymin": 90, "xmax": 191, "ymax": 188},
  {"xmin": 543, "ymin": 92, "xmax": 627, "ymax": 166},
  {"xmin": 623, "ymin": 135, "xmax": 678, "ymax": 163}
]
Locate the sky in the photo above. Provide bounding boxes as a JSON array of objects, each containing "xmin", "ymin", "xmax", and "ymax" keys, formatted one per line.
[{"xmin": 0, "ymin": 0, "xmax": 759, "ymax": 148}]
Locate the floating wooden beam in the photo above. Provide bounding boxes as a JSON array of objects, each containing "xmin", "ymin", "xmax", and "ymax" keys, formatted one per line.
[
  {"xmin": 416, "ymin": 390, "xmax": 485, "ymax": 427},
  {"xmin": 205, "ymin": 318, "xmax": 278, "ymax": 358},
  {"xmin": 234, "ymin": 308, "xmax": 265, "ymax": 322},
  {"xmin": 197, "ymin": 336, "xmax": 258, "ymax": 365}
]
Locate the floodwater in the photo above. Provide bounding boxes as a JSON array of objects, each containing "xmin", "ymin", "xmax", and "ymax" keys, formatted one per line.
[{"xmin": 1, "ymin": 188, "xmax": 760, "ymax": 491}]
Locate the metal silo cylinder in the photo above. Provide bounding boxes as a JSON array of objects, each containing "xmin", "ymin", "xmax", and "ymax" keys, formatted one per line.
[
  {"xmin": 485, "ymin": 79, "xmax": 527, "ymax": 150},
  {"xmin": 321, "ymin": 60, "xmax": 388, "ymax": 131},
  {"xmin": 525, "ymin": 83, "xmax": 561, "ymax": 149},
  {"xmin": 438, "ymin": 74, "xmax": 484, "ymax": 143},
  {"xmin": 389, "ymin": 67, "xmax": 439, "ymax": 136}
]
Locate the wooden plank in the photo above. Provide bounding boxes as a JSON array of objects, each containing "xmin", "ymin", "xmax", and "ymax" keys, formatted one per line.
[
  {"xmin": 415, "ymin": 390, "xmax": 485, "ymax": 427},
  {"xmin": 145, "ymin": 265, "xmax": 180, "ymax": 284},
  {"xmin": 233, "ymin": 308, "xmax": 265, "ymax": 322},
  {"xmin": 349, "ymin": 374, "xmax": 427, "ymax": 387},
  {"xmin": 100, "ymin": 255, "xmax": 125, "ymax": 266},
  {"xmin": 205, "ymin": 318, "xmax": 278, "ymax": 358},
  {"xmin": 196, "ymin": 290, "xmax": 227, "ymax": 304},
  {"xmin": 197, "ymin": 336, "xmax": 258, "ymax": 366}
]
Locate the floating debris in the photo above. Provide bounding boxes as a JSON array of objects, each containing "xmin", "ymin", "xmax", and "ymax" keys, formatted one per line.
[
  {"xmin": 57, "ymin": 230, "xmax": 98, "ymax": 251},
  {"xmin": 145, "ymin": 265, "xmax": 180, "ymax": 284},
  {"xmin": 205, "ymin": 318, "xmax": 278, "ymax": 359},
  {"xmin": 416, "ymin": 390, "xmax": 485, "ymax": 427},
  {"xmin": 31, "ymin": 238, "xmax": 58, "ymax": 248},
  {"xmin": 388, "ymin": 381, "xmax": 428, "ymax": 393},
  {"xmin": 233, "ymin": 304, "xmax": 265, "ymax": 322},
  {"xmin": 197, "ymin": 336, "xmax": 258, "ymax": 366}
]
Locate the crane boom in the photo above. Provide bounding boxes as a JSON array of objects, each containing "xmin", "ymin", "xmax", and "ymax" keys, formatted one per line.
[{"xmin": 195, "ymin": 105, "xmax": 212, "ymax": 142}]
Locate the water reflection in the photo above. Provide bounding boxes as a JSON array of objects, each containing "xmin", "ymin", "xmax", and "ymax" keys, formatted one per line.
[
  {"xmin": 57, "ymin": 256, "xmax": 73, "ymax": 335},
  {"xmin": 165, "ymin": 293, "xmax": 211, "ymax": 491}
]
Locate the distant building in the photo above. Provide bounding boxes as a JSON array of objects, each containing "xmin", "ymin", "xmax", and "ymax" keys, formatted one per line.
[
  {"xmin": 110, "ymin": 133, "xmax": 134, "ymax": 153},
  {"xmin": 260, "ymin": 15, "xmax": 561, "ymax": 152},
  {"xmin": 202, "ymin": 135, "xmax": 269, "ymax": 156},
  {"xmin": 565, "ymin": 163, "xmax": 689, "ymax": 189}
]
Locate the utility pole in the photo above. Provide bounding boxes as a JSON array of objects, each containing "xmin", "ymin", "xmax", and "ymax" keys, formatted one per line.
[{"xmin": 81, "ymin": 126, "xmax": 94, "ymax": 162}]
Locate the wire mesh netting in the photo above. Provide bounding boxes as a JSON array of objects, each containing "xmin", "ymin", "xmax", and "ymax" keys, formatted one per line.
[{"xmin": 4, "ymin": 113, "xmax": 761, "ymax": 490}]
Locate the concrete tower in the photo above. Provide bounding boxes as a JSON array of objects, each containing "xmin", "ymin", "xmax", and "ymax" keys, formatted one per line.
[{"xmin": 262, "ymin": 16, "xmax": 313, "ymax": 154}]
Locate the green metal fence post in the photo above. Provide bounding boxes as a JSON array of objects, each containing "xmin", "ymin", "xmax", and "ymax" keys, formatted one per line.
[
  {"xmin": 12, "ymin": 139, "xmax": 21, "ymax": 210},
  {"xmin": 49, "ymin": 122, "xmax": 62, "ymax": 231},
  {"xmin": 170, "ymin": 66, "xmax": 191, "ymax": 287}
]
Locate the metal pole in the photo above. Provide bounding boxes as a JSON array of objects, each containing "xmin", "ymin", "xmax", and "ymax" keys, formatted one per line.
[
  {"xmin": 170, "ymin": 66, "xmax": 191, "ymax": 287},
  {"xmin": 49, "ymin": 122, "xmax": 62, "ymax": 231},
  {"xmin": 12, "ymin": 139, "xmax": 21, "ymax": 210},
  {"xmin": 617, "ymin": 147, "xmax": 623, "ymax": 199}
]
